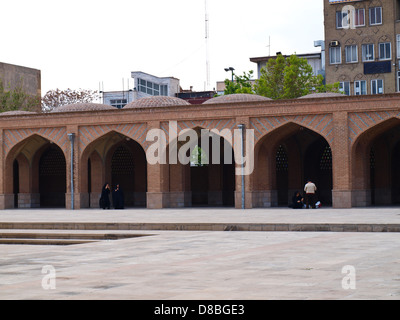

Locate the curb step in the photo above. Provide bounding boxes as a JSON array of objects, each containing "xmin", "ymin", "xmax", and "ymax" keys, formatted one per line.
[{"xmin": 0, "ymin": 222, "xmax": 400, "ymax": 233}]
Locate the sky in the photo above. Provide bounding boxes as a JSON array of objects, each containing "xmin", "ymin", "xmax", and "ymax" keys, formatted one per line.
[{"xmin": 1, "ymin": 0, "xmax": 324, "ymax": 95}]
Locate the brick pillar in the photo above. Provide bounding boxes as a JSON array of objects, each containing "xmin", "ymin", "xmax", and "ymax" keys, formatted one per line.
[
  {"xmin": 331, "ymin": 112, "xmax": 352, "ymax": 208},
  {"xmin": 146, "ymin": 121, "xmax": 169, "ymax": 208}
]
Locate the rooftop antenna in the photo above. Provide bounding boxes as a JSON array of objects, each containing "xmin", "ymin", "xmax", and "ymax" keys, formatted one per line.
[
  {"xmin": 205, "ymin": 0, "xmax": 210, "ymax": 90},
  {"xmin": 267, "ymin": 36, "xmax": 271, "ymax": 56}
]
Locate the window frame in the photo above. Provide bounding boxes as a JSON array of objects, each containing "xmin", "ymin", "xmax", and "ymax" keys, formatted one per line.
[
  {"xmin": 354, "ymin": 80, "xmax": 367, "ymax": 95},
  {"xmin": 345, "ymin": 45, "xmax": 358, "ymax": 63},
  {"xmin": 336, "ymin": 10, "xmax": 349, "ymax": 29},
  {"xmin": 362, "ymin": 43, "xmax": 374, "ymax": 62},
  {"xmin": 378, "ymin": 42, "xmax": 391, "ymax": 61},
  {"xmin": 354, "ymin": 8, "xmax": 366, "ymax": 27},
  {"xmin": 371, "ymin": 79, "xmax": 384, "ymax": 95},
  {"xmin": 339, "ymin": 81, "xmax": 351, "ymax": 96},
  {"xmin": 329, "ymin": 46, "xmax": 342, "ymax": 64},
  {"xmin": 369, "ymin": 7, "xmax": 382, "ymax": 25}
]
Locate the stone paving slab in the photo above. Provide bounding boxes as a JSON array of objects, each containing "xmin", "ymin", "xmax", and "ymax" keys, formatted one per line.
[
  {"xmin": 0, "ymin": 207, "xmax": 399, "ymax": 225},
  {"xmin": 0, "ymin": 207, "xmax": 400, "ymax": 300}
]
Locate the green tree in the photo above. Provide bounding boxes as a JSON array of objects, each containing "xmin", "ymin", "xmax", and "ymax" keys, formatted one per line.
[
  {"xmin": 254, "ymin": 54, "xmax": 340, "ymax": 99},
  {"xmin": 0, "ymin": 78, "xmax": 41, "ymax": 113},
  {"xmin": 224, "ymin": 70, "xmax": 254, "ymax": 95},
  {"xmin": 190, "ymin": 145, "xmax": 208, "ymax": 166}
]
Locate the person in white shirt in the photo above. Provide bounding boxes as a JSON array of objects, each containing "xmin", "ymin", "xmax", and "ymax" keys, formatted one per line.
[{"xmin": 304, "ymin": 180, "xmax": 317, "ymax": 209}]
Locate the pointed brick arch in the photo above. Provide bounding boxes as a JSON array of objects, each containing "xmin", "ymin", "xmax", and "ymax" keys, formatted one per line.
[
  {"xmin": 79, "ymin": 130, "xmax": 147, "ymax": 208},
  {"xmin": 349, "ymin": 112, "xmax": 400, "ymax": 145},
  {"xmin": 252, "ymin": 122, "xmax": 333, "ymax": 207},
  {"xmin": 3, "ymin": 127, "xmax": 68, "ymax": 157},
  {"xmin": 251, "ymin": 114, "xmax": 334, "ymax": 146},
  {"xmin": 351, "ymin": 117, "xmax": 400, "ymax": 206},
  {"xmin": 78, "ymin": 123, "xmax": 148, "ymax": 156}
]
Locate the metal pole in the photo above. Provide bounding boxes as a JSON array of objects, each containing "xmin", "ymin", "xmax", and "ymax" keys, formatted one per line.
[
  {"xmin": 68, "ymin": 133, "xmax": 75, "ymax": 210},
  {"xmin": 238, "ymin": 124, "xmax": 245, "ymax": 209}
]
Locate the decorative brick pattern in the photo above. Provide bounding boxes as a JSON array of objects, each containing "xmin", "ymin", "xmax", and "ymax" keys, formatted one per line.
[
  {"xmin": 251, "ymin": 114, "xmax": 334, "ymax": 143},
  {"xmin": 3, "ymin": 127, "xmax": 68, "ymax": 154},
  {"xmin": 78, "ymin": 123, "xmax": 148, "ymax": 154},
  {"xmin": 160, "ymin": 119, "xmax": 237, "ymax": 141},
  {"xmin": 348, "ymin": 111, "xmax": 400, "ymax": 143}
]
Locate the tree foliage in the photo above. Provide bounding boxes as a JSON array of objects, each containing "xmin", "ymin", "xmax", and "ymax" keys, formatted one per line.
[
  {"xmin": 41, "ymin": 88, "xmax": 99, "ymax": 112},
  {"xmin": 254, "ymin": 54, "xmax": 340, "ymax": 99},
  {"xmin": 0, "ymin": 78, "xmax": 41, "ymax": 113},
  {"xmin": 224, "ymin": 71, "xmax": 254, "ymax": 95}
]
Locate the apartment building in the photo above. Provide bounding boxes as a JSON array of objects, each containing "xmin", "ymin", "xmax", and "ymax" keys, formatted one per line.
[{"xmin": 324, "ymin": 0, "xmax": 400, "ymax": 95}]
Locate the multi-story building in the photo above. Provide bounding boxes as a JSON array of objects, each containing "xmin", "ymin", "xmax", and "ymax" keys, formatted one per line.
[
  {"xmin": 101, "ymin": 71, "xmax": 180, "ymax": 108},
  {"xmin": 324, "ymin": 0, "xmax": 400, "ymax": 95},
  {"xmin": 131, "ymin": 71, "xmax": 180, "ymax": 100},
  {"xmin": 0, "ymin": 62, "xmax": 41, "ymax": 97},
  {"xmin": 250, "ymin": 51, "xmax": 324, "ymax": 79},
  {"xmin": 102, "ymin": 90, "xmax": 134, "ymax": 109}
]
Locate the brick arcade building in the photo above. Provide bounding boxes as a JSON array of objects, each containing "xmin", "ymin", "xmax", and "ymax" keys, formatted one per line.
[{"xmin": 0, "ymin": 93, "xmax": 399, "ymax": 210}]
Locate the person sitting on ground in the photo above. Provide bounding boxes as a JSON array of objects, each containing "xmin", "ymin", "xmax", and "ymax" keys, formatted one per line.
[{"xmin": 292, "ymin": 191, "xmax": 304, "ymax": 209}]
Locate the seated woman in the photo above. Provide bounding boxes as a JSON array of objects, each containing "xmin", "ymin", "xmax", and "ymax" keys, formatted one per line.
[{"xmin": 292, "ymin": 191, "xmax": 304, "ymax": 209}]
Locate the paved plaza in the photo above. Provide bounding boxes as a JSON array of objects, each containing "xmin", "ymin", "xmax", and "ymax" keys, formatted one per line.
[{"xmin": 1, "ymin": 207, "xmax": 400, "ymax": 300}]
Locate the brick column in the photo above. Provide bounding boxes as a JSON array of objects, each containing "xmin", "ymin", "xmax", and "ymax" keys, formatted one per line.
[
  {"xmin": 331, "ymin": 112, "xmax": 352, "ymax": 208},
  {"xmin": 146, "ymin": 121, "xmax": 170, "ymax": 208}
]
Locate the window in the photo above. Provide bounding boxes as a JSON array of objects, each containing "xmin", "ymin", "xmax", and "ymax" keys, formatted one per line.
[
  {"xmin": 371, "ymin": 79, "xmax": 384, "ymax": 94},
  {"xmin": 336, "ymin": 10, "xmax": 349, "ymax": 29},
  {"xmin": 362, "ymin": 44, "xmax": 374, "ymax": 61},
  {"xmin": 379, "ymin": 42, "xmax": 391, "ymax": 60},
  {"xmin": 345, "ymin": 45, "xmax": 358, "ymax": 63},
  {"xmin": 354, "ymin": 80, "xmax": 367, "ymax": 95},
  {"xmin": 137, "ymin": 78, "xmax": 168, "ymax": 96},
  {"xmin": 110, "ymin": 99, "xmax": 127, "ymax": 109},
  {"xmin": 397, "ymin": 71, "xmax": 400, "ymax": 92},
  {"xmin": 369, "ymin": 7, "xmax": 382, "ymax": 25},
  {"xmin": 354, "ymin": 8, "xmax": 365, "ymax": 27},
  {"xmin": 329, "ymin": 46, "xmax": 342, "ymax": 64},
  {"xmin": 340, "ymin": 82, "xmax": 351, "ymax": 95},
  {"xmin": 397, "ymin": 35, "xmax": 400, "ymax": 59}
]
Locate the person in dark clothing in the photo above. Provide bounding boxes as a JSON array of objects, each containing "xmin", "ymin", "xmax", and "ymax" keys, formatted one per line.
[
  {"xmin": 112, "ymin": 184, "xmax": 124, "ymax": 209},
  {"xmin": 292, "ymin": 191, "xmax": 304, "ymax": 209},
  {"xmin": 99, "ymin": 183, "xmax": 111, "ymax": 209}
]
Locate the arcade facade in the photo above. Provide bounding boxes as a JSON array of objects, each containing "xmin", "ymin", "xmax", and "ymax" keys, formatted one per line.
[{"xmin": 1, "ymin": 93, "xmax": 399, "ymax": 209}]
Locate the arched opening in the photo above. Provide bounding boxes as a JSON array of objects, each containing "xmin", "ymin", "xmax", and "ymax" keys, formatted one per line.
[
  {"xmin": 352, "ymin": 118, "xmax": 400, "ymax": 206},
  {"xmin": 254, "ymin": 123, "xmax": 332, "ymax": 207},
  {"xmin": 190, "ymin": 133, "xmax": 235, "ymax": 207},
  {"xmin": 167, "ymin": 128, "xmax": 235, "ymax": 207},
  {"xmin": 38, "ymin": 145, "xmax": 66, "ymax": 207},
  {"xmin": 81, "ymin": 131, "xmax": 147, "ymax": 208},
  {"xmin": 5, "ymin": 135, "xmax": 66, "ymax": 209}
]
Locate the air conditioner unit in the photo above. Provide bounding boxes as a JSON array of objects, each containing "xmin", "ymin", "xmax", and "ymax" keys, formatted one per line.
[{"xmin": 330, "ymin": 41, "xmax": 340, "ymax": 47}]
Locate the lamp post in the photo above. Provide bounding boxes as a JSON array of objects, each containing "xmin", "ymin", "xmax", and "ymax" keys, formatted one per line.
[
  {"xmin": 238, "ymin": 124, "xmax": 245, "ymax": 210},
  {"xmin": 224, "ymin": 67, "xmax": 235, "ymax": 82},
  {"xmin": 68, "ymin": 133, "xmax": 75, "ymax": 210}
]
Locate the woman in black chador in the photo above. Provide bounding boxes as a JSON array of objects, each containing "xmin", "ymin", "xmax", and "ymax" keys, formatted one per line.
[
  {"xmin": 99, "ymin": 183, "xmax": 111, "ymax": 209},
  {"xmin": 112, "ymin": 183, "xmax": 124, "ymax": 209},
  {"xmin": 291, "ymin": 191, "xmax": 304, "ymax": 209}
]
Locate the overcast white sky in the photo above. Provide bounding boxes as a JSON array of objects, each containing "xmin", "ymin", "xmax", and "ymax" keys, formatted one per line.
[{"xmin": 1, "ymin": 0, "xmax": 324, "ymax": 95}]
